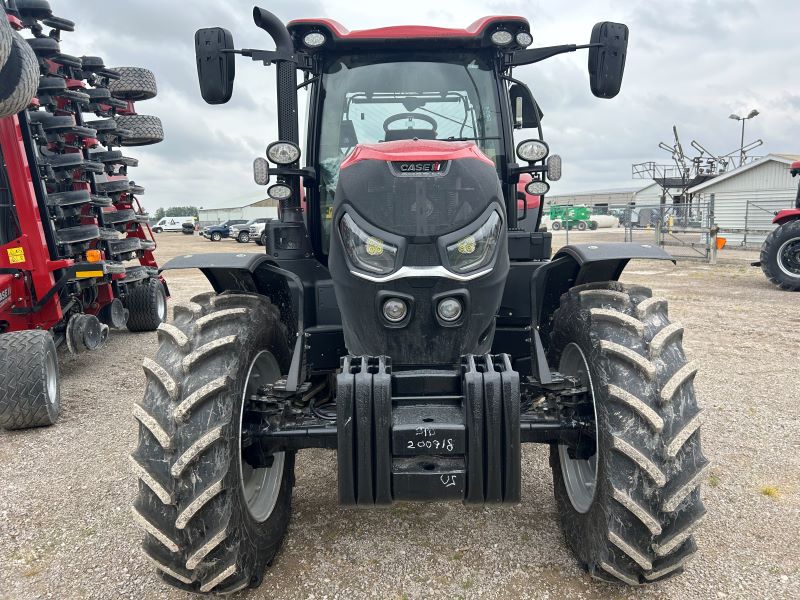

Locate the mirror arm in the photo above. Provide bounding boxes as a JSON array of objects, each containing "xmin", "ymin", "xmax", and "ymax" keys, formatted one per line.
[
  {"xmin": 510, "ymin": 164, "xmax": 548, "ymax": 177},
  {"xmin": 506, "ymin": 43, "xmax": 601, "ymax": 67},
  {"xmin": 269, "ymin": 166, "xmax": 317, "ymax": 183}
]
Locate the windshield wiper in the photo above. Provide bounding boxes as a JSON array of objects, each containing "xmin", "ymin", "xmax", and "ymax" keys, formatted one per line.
[{"xmin": 443, "ymin": 136, "xmax": 501, "ymax": 142}]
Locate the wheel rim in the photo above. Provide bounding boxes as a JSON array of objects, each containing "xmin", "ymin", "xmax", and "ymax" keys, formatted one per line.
[
  {"xmin": 777, "ymin": 237, "xmax": 800, "ymax": 278},
  {"xmin": 239, "ymin": 350, "xmax": 284, "ymax": 522},
  {"xmin": 154, "ymin": 286, "xmax": 167, "ymax": 321},
  {"xmin": 45, "ymin": 349, "xmax": 58, "ymax": 407},
  {"xmin": 557, "ymin": 342, "xmax": 599, "ymax": 514}
]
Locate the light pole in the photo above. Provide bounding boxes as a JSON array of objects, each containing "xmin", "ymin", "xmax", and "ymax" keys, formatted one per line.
[{"xmin": 728, "ymin": 109, "xmax": 759, "ymax": 167}]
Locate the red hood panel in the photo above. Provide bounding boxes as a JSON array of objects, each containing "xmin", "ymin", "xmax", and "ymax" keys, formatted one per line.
[{"xmin": 339, "ymin": 140, "xmax": 495, "ymax": 169}]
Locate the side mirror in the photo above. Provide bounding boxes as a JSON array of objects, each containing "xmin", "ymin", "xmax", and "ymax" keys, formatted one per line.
[
  {"xmin": 588, "ymin": 22, "xmax": 628, "ymax": 99},
  {"xmin": 509, "ymin": 83, "xmax": 543, "ymax": 129},
  {"xmin": 195, "ymin": 27, "xmax": 236, "ymax": 104}
]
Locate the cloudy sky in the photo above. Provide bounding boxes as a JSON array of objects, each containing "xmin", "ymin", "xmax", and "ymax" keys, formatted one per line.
[{"xmin": 55, "ymin": 0, "xmax": 799, "ymax": 210}]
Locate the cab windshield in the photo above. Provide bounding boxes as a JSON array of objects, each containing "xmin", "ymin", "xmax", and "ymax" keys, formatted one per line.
[{"xmin": 315, "ymin": 51, "xmax": 504, "ymax": 251}]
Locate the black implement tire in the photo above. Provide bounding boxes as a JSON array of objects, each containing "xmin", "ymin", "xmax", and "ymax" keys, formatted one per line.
[
  {"xmin": 125, "ymin": 277, "xmax": 167, "ymax": 332},
  {"xmin": 25, "ymin": 36, "xmax": 59, "ymax": 58},
  {"xmin": 237, "ymin": 231, "xmax": 250, "ymax": 243},
  {"xmin": 759, "ymin": 219, "xmax": 800, "ymax": 291},
  {"xmin": 548, "ymin": 281, "xmax": 707, "ymax": 585},
  {"xmin": 0, "ymin": 12, "xmax": 11, "ymax": 69},
  {"xmin": 210, "ymin": 232, "xmax": 222, "ymax": 242},
  {"xmin": 132, "ymin": 292, "xmax": 294, "ymax": 594},
  {"xmin": 115, "ymin": 114, "xmax": 164, "ymax": 146},
  {"xmin": 576, "ymin": 220, "xmax": 588, "ymax": 231},
  {"xmin": 0, "ymin": 31, "xmax": 39, "ymax": 118},
  {"xmin": 0, "ymin": 330, "xmax": 60, "ymax": 430},
  {"xmin": 108, "ymin": 66, "xmax": 157, "ymax": 101},
  {"xmin": 551, "ymin": 220, "xmax": 562, "ymax": 231}
]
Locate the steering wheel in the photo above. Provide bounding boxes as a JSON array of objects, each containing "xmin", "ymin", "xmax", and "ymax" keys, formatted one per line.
[{"xmin": 383, "ymin": 112, "xmax": 438, "ymax": 134}]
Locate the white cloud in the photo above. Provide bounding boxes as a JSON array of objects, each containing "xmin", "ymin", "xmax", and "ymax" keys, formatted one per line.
[{"xmin": 53, "ymin": 0, "xmax": 800, "ymax": 207}]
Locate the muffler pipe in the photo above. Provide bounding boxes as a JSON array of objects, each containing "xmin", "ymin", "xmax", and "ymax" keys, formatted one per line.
[{"xmin": 253, "ymin": 7, "xmax": 302, "ymax": 223}]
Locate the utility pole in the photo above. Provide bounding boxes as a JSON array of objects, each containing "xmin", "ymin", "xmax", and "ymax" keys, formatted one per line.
[{"xmin": 728, "ymin": 109, "xmax": 760, "ymax": 167}]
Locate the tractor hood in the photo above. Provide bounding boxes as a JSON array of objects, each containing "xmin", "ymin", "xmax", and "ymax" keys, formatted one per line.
[
  {"xmin": 328, "ymin": 139, "xmax": 509, "ymax": 365},
  {"xmin": 337, "ymin": 140, "xmax": 503, "ymax": 239}
]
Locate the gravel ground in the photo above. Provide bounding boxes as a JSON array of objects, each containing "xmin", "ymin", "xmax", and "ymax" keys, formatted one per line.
[{"xmin": 1, "ymin": 232, "xmax": 798, "ymax": 600}]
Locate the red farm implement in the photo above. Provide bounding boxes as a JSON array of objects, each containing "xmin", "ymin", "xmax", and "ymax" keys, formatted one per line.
[{"xmin": 0, "ymin": 0, "xmax": 167, "ymax": 430}]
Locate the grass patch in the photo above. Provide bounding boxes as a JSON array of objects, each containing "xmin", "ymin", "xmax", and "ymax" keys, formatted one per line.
[
  {"xmin": 461, "ymin": 578, "xmax": 474, "ymax": 590},
  {"xmin": 760, "ymin": 485, "xmax": 780, "ymax": 498},
  {"xmin": 708, "ymin": 473, "xmax": 721, "ymax": 487}
]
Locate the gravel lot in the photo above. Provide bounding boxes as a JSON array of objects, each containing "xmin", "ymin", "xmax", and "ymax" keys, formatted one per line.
[{"xmin": 1, "ymin": 232, "xmax": 798, "ymax": 600}]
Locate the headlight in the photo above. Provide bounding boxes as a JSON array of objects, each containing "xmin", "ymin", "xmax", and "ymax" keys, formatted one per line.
[
  {"xmin": 490, "ymin": 30, "xmax": 513, "ymax": 46},
  {"xmin": 516, "ymin": 139, "xmax": 549, "ymax": 162},
  {"xmin": 516, "ymin": 32, "xmax": 533, "ymax": 47},
  {"xmin": 303, "ymin": 32, "xmax": 326, "ymax": 48},
  {"xmin": 267, "ymin": 183, "xmax": 292, "ymax": 201},
  {"xmin": 266, "ymin": 141, "xmax": 301, "ymax": 165},
  {"xmin": 525, "ymin": 180, "xmax": 550, "ymax": 195},
  {"xmin": 445, "ymin": 211, "xmax": 502, "ymax": 273},
  {"xmin": 339, "ymin": 214, "xmax": 398, "ymax": 275}
]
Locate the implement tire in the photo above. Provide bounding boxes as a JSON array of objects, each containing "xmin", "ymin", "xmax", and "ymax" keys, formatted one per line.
[
  {"xmin": 0, "ymin": 31, "xmax": 39, "ymax": 118},
  {"xmin": 115, "ymin": 114, "xmax": 164, "ymax": 146},
  {"xmin": 0, "ymin": 11, "xmax": 11, "ymax": 69},
  {"xmin": 760, "ymin": 219, "xmax": 800, "ymax": 291},
  {"xmin": 0, "ymin": 330, "xmax": 60, "ymax": 430},
  {"xmin": 131, "ymin": 292, "xmax": 294, "ymax": 594},
  {"xmin": 108, "ymin": 66, "xmax": 157, "ymax": 101},
  {"xmin": 548, "ymin": 281, "xmax": 707, "ymax": 585},
  {"xmin": 125, "ymin": 277, "xmax": 167, "ymax": 332}
]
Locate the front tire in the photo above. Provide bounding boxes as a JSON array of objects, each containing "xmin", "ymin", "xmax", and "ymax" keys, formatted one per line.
[
  {"xmin": 132, "ymin": 292, "xmax": 294, "ymax": 594},
  {"xmin": 548, "ymin": 281, "xmax": 707, "ymax": 585},
  {"xmin": 760, "ymin": 219, "xmax": 800, "ymax": 291},
  {"xmin": 237, "ymin": 232, "xmax": 250, "ymax": 243},
  {"xmin": 211, "ymin": 232, "xmax": 222, "ymax": 242},
  {"xmin": 0, "ymin": 330, "xmax": 60, "ymax": 430}
]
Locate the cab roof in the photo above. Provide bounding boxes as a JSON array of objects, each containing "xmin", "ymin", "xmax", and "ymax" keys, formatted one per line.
[{"xmin": 287, "ymin": 16, "xmax": 530, "ymax": 50}]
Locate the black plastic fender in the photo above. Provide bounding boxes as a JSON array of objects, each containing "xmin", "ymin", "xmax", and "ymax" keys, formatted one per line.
[
  {"xmin": 531, "ymin": 242, "xmax": 674, "ymax": 328},
  {"xmin": 159, "ymin": 252, "xmax": 306, "ymax": 389}
]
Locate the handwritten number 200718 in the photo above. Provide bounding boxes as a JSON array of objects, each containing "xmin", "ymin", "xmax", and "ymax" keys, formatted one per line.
[{"xmin": 406, "ymin": 438, "xmax": 455, "ymax": 452}]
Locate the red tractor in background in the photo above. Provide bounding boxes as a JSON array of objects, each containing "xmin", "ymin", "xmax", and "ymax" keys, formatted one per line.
[
  {"xmin": 0, "ymin": 0, "xmax": 167, "ymax": 430},
  {"xmin": 757, "ymin": 160, "xmax": 800, "ymax": 290}
]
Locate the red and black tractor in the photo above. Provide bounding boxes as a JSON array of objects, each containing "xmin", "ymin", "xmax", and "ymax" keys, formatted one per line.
[
  {"xmin": 757, "ymin": 160, "xmax": 800, "ymax": 290},
  {"xmin": 0, "ymin": 0, "xmax": 168, "ymax": 430},
  {"xmin": 133, "ymin": 8, "xmax": 706, "ymax": 593}
]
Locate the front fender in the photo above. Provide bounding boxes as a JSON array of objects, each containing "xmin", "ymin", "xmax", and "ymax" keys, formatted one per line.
[
  {"xmin": 774, "ymin": 209, "xmax": 800, "ymax": 226},
  {"xmin": 532, "ymin": 242, "xmax": 674, "ymax": 327},
  {"xmin": 160, "ymin": 252, "xmax": 305, "ymax": 391}
]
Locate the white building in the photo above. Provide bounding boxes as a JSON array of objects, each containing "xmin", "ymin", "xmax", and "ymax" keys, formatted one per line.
[
  {"xmin": 687, "ymin": 154, "xmax": 799, "ymax": 246},
  {"xmin": 198, "ymin": 198, "xmax": 279, "ymax": 226},
  {"xmin": 547, "ymin": 186, "xmax": 640, "ymax": 208}
]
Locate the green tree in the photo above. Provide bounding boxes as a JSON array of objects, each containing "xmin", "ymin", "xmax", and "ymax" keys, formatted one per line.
[
  {"xmin": 164, "ymin": 206, "xmax": 199, "ymax": 218},
  {"xmin": 154, "ymin": 207, "xmax": 165, "ymax": 220}
]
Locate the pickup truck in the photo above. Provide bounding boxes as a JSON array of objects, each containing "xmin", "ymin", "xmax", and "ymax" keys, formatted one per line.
[
  {"xmin": 202, "ymin": 219, "xmax": 248, "ymax": 241},
  {"xmin": 251, "ymin": 219, "xmax": 274, "ymax": 246},
  {"xmin": 231, "ymin": 217, "xmax": 269, "ymax": 243}
]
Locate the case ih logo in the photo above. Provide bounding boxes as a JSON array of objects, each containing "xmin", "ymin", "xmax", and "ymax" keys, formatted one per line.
[
  {"xmin": 0, "ymin": 287, "xmax": 10, "ymax": 308},
  {"xmin": 396, "ymin": 161, "xmax": 446, "ymax": 173}
]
